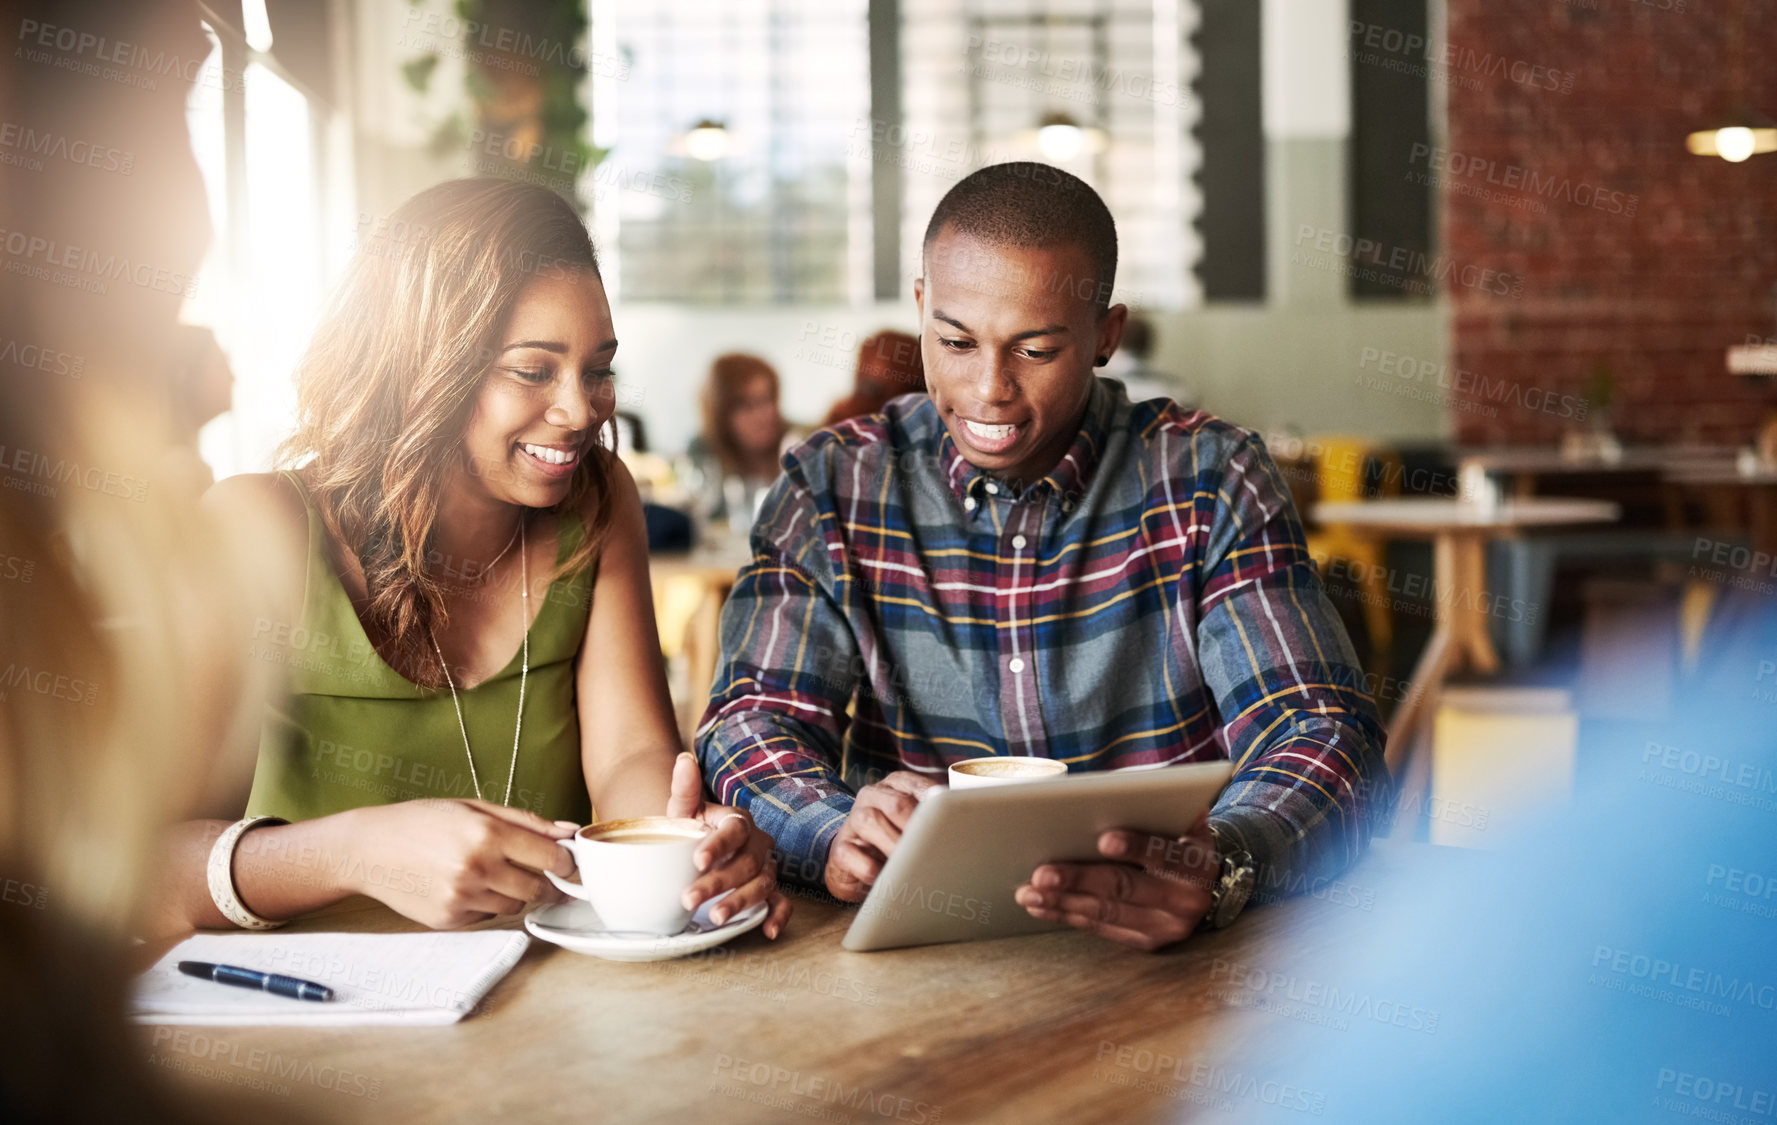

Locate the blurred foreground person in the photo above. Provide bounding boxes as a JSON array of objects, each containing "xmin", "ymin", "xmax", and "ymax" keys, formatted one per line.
[
  {"xmin": 0, "ymin": 1, "xmax": 296, "ymax": 1121},
  {"xmin": 162, "ymin": 324, "xmax": 237, "ymax": 494},
  {"xmin": 1190, "ymin": 585, "xmax": 1777, "ymax": 1123}
]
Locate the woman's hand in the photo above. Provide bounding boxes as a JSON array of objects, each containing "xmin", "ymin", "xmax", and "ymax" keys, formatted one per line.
[
  {"xmin": 338, "ymin": 799, "xmax": 578, "ymax": 930},
  {"xmin": 666, "ymin": 752, "xmax": 793, "ymax": 939}
]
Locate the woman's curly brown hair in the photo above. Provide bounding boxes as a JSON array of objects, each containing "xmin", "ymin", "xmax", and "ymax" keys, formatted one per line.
[{"xmin": 280, "ymin": 178, "xmax": 613, "ymax": 688}]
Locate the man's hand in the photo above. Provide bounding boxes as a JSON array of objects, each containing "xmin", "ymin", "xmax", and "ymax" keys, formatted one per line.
[
  {"xmin": 824, "ymin": 771, "xmax": 941, "ymax": 902},
  {"xmin": 1013, "ymin": 812, "xmax": 1219, "ymax": 952}
]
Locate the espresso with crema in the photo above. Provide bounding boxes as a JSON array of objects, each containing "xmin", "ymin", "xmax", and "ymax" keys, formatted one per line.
[{"xmin": 602, "ymin": 832, "xmax": 702, "ymax": 845}]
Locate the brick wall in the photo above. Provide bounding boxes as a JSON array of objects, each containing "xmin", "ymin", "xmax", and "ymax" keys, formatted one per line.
[{"xmin": 1442, "ymin": 0, "xmax": 1777, "ymax": 445}]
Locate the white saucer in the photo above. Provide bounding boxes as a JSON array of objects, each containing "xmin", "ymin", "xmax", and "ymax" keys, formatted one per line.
[{"xmin": 524, "ymin": 894, "xmax": 769, "ymax": 962}]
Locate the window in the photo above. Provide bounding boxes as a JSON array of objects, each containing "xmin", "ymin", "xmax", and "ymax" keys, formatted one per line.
[
  {"xmin": 589, "ymin": 0, "xmax": 872, "ymax": 304},
  {"xmin": 590, "ymin": 0, "xmax": 1203, "ymax": 309},
  {"xmin": 184, "ymin": 11, "xmax": 344, "ymax": 476},
  {"xmin": 900, "ymin": 0, "xmax": 1202, "ymax": 309}
]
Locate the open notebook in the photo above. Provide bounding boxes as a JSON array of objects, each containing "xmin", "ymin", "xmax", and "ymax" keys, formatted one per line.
[{"xmin": 133, "ymin": 931, "xmax": 531, "ymax": 1026}]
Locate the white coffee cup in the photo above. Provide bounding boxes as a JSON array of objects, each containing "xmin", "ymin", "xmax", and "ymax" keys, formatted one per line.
[
  {"xmin": 947, "ymin": 756, "xmax": 1068, "ymax": 789},
  {"xmin": 545, "ymin": 816, "xmax": 710, "ymax": 935}
]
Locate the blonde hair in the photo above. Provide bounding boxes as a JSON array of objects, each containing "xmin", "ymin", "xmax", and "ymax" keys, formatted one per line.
[
  {"xmin": 0, "ymin": 0, "xmax": 261, "ymax": 939},
  {"xmin": 0, "ymin": 4, "xmax": 300, "ymax": 1118},
  {"xmin": 281, "ymin": 178, "xmax": 614, "ymax": 689}
]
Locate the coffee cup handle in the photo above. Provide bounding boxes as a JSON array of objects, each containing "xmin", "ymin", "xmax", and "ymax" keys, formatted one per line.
[{"xmin": 545, "ymin": 840, "xmax": 592, "ymax": 901}]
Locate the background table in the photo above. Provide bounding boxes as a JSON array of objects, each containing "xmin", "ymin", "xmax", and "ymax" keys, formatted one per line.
[
  {"xmin": 1313, "ymin": 498, "xmax": 1618, "ymax": 830},
  {"xmin": 1662, "ymin": 462, "xmax": 1777, "ymax": 554},
  {"xmin": 1456, "ymin": 445, "xmax": 1730, "ymax": 531},
  {"xmin": 650, "ymin": 535, "xmax": 754, "ymax": 739},
  {"xmin": 1455, "ymin": 444, "xmax": 1731, "ymax": 492},
  {"xmin": 137, "ymin": 844, "xmax": 1430, "ymax": 1124}
]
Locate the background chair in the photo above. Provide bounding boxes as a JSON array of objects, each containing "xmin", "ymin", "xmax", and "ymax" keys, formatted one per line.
[{"xmin": 1301, "ymin": 436, "xmax": 1404, "ymax": 668}]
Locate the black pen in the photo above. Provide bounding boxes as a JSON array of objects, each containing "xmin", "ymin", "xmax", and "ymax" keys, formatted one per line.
[{"xmin": 177, "ymin": 960, "xmax": 335, "ymax": 1002}]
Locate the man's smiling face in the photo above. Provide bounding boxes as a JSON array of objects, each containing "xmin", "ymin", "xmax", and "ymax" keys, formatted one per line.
[{"xmin": 915, "ymin": 226, "xmax": 1125, "ymax": 488}]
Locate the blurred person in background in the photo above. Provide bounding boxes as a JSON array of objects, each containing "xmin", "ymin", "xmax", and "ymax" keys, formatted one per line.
[
  {"xmin": 154, "ymin": 179, "xmax": 790, "ymax": 938},
  {"xmin": 161, "ymin": 323, "xmax": 236, "ymax": 494},
  {"xmin": 0, "ymin": 0, "xmax": 299, "ymax": 1120},
  {"xmin": 609, "ymin": 376, "xmax": 694, "ymax": 551},
  {"xmin": 820, "ymin": 329, "xmax": 924, "ymax": 428},
  {"xmin": 1102, "ymin": 312, "xmax": 1196, "ymax": 410},
  {"xmin": 689, "ymin": 352, "xmax": 800, "ymax": 526}
]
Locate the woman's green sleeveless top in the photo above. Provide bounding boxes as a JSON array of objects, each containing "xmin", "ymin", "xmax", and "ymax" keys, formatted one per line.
[{"xmin": 245, "ymin": 472, "xmax": 594, "ymax": 823}]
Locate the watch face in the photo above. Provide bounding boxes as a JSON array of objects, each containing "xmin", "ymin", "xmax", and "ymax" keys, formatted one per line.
[
  {"xmin": 1224, "ymin": 869, "xmax": 1254, "ymax": 920},
  {"xmin": 1212, "ymin": 858, "xmax": 1256, "ymax": 929}
]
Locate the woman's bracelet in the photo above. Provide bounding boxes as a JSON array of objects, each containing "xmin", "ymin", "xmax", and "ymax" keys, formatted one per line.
[{"xmin": 206, "ymin": 816, "xmax": 289, "ymax": 931}]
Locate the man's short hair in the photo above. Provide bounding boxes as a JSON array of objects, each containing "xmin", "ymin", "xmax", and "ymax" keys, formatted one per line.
[{"xmin": 921, "ymin": 162, "xmax": 1118, "ymax": 312}]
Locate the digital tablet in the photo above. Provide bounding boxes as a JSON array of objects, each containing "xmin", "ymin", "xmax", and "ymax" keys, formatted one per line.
[{"xmin": 840, "ymin": 760, "xmax": 1234, "ymax": 952}]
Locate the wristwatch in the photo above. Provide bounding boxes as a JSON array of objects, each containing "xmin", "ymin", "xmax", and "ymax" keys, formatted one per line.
[{"xmin": 1201, "ymin": 825, "xmax": 1257, "ymax": 931}]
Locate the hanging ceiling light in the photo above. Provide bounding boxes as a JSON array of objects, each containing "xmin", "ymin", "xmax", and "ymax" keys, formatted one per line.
[
  {"xmin": 681, "ymin": 119, "xmax": 731, "ymax": 162},
  {"xmin": 1686, "ymin": 123, "xmax": 1777, "ymax": 163},
  {"xmin": 1027, "ymin": 112, "xmax": 1105, "ymax": 163},
  {"xmin": 1687, "ymin": 0, "xmax": 1774, "ymax": 162}
]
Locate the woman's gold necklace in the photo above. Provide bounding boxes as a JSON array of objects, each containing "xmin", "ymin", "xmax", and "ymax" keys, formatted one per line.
[
  {"xmin": 432, "ymin": 519, "xmax": 521, "ymax": 588},
  {"xmin": 429, "ymin": 520, "xmax": 528, "ymax": 806}
]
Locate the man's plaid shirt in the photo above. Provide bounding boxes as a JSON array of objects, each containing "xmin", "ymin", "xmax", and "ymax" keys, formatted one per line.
[{"xmin": 695, "ymin": 377, "xmax": 1392, "ymax": 897}]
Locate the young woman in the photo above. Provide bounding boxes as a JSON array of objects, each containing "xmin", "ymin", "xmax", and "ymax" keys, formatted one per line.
[
  {"xmin": 688, "ymin": 353, "xmax": 798, "ymax": 524},
  {"xmin": 159, "ymin": 178, "xmax": 790, "ymax": 937}
]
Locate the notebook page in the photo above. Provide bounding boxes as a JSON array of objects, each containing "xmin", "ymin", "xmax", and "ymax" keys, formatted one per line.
[{"xmin": 133, "ymin": 930, "xmax": 531, "ymax": 1026}]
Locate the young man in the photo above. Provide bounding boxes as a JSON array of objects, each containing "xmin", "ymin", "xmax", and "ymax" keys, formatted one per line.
[{"xmin": 696, "ymin": 163, "xmax": 1390, "ymax": 950}]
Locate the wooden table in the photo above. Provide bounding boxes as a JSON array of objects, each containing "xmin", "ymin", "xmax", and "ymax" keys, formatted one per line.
[
  {"xmin": 138, "ymin": 843, "xmax": 1431, "ymax": 1124},
  {"xmin": 1456, "ymin": 444, "xmax": 1732, "ymax": 497},
  {"xmin": 1313, "ymin": 498, "xmax": 1618, "ymax": 831},
  {"xmin": 1457, "ymin": 445, "xmax": 1731, "ymax": 531},
  {"xmin": 1663, "ymin": 462, "xmax": 1777, "ymax": 554},
  {"xmin": 650, "ymin": 535, "xmax": 755, "ymax": 739}
]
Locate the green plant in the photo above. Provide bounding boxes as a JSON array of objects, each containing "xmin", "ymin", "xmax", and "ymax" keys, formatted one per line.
[
  {"xmin": 1582, "ymin": 361, "xmax": 1615, "ymax": 416},
  {"xmin": 401, "ymin": 0, "xmax": 604, "ymax": 206}
]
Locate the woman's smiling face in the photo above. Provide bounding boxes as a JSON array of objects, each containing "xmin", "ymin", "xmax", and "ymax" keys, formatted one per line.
[{"xmin": 457, "ymin": 269, "xmax": 618, "ymax": 508}]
